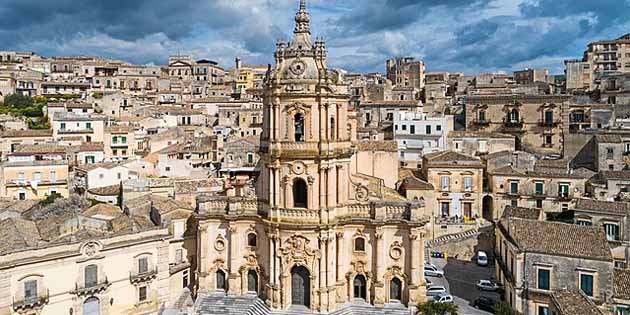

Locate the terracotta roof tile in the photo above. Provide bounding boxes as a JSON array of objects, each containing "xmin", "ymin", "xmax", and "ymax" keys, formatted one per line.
[
  {"xmin": 501, "ymin": 218, "xmax": 612, "ymax": 261},
  {"xmin": 551, "ymin": 289, "xmax": 604, "ymax": 315},
  {"xmin": 615, "ymin": 268, "xmax": 630, "ymax": 300}
]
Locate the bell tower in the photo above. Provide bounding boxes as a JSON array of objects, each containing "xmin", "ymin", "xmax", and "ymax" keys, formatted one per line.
[{"xmin": 258, "ymin": 0, "xmax": 352, "ymax": 224}]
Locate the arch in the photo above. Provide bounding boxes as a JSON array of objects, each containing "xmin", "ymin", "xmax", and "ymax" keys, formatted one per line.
[
  {"xmin": 293, "ymin": 178, "xmax": 307, "ymax": 208},
  {"xmin": 294, "ymin": 113, "xmax": 305, "ymax": 142},
  {"xmin": 478, "ymin": 109, "xmax": 486, "ymax": 122},
  {"xmin": 83, "ymin": 297, "xmax": 100, "ymax": 315},
  {"xmin": 390, "ymin": 277, "xmax": 402, "ymax": 301},
  {"xmin": 247, "ymin": 233, "xmax": 257, "ymax": 247},
  {"xmin": 353, "ymin": 274, "xmax": 367, "ymax": 300},
  {"xmin": 354, "ymin": 237, "xmax": 365, "ymax": 252},
  {"xmin": 216, "ymin": 269, "xmax": 227, "ymax": 291},
  {"xmin": 247, "ymin": 269, "xmax": 258, "ymax": 293},
  {"xmin": 291, "ymin": 265, "xmax": 310, "ymax": 307},
  {"xmin": 330, "ymin": 117, "xmax": 336, "ymax": 140}
]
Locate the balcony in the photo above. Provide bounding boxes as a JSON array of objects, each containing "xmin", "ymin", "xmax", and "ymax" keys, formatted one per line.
[
  {"xmin": 71, "ymin": 277, "xmax": 110, "ymax": 296},
  {"xmin": 435, "ymin": 216, "xmax": 478, "ymax": 225},
  {"xmin": 110, "ymin": 142, "xmax": 129, "ymax": 148},
  {"xmin": 12, "ymin": 290, "xmax": 49, "ymax": 312},
  {"xmin": 129, "ymin": 268, "xmax": 158, "ymax": 284},
  {"xmin": 502, "ymin": 119, "xmax": 524, "ymax": 130},
  {"xmin": 471, "ymin": 119, "xmax": 491, "ymax": 127},
  {"xmin": 538, "ymin": 119, "xmax": 560, "ymax": 128},
  {"xmin": 557, "ymin": 193, "xmax": 573, "ymax": 201}
]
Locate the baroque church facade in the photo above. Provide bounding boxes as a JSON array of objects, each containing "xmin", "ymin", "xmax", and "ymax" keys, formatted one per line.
[{"xmin": 194, "ymin": 1, "xmax": 429, "ymax": 313}]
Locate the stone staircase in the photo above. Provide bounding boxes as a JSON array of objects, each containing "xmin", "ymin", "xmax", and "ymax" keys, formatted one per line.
[
  {"xmin": 330, "ymin": 301, "xmax": 410, "ymax": 315},
  {"xmin": 195, "ymin": 292, "xmax": 270, "ymax": 315},
  {"xmin": 193, "ymin": 294, "xmax": 411, "ymax": 315}
]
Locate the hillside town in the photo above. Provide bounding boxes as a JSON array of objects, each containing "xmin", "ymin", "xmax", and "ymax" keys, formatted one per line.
[{"xmin": 1, "ymin": 1, "xmax": 630, "ymax": 315}]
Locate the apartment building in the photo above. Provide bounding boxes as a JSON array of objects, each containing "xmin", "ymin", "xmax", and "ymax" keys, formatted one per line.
[
  {"xmin": 0, "ymin": 144, "xmax": 69, "ymax": 200},
  {"xmin": 393, "ymin": 111, "xmax": 453, "ymax": 168},
  {"xmin": 386, "ymin": 57, "xmax": 425, "ymax": 90},
  {"xmin": 495, "ymin": 209, "xmax": 613, "ymax": 315},
  {"xmin": 51, "ymin": 112, "xmax": 106, "ymax": 143}
]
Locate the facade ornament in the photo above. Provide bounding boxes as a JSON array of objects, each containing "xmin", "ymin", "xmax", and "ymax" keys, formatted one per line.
[
  {"xmin": 355, "ymin": 184, "xmax": 369, "ymax": 202},
  {"xmin": 80, "ymin": 240, "xmax": 103, "ymax": 258},
  {"xmin": 291, "ymin": 161, "xmax": 306, "ymax": 175},
  {"xmin": 307, "ymin": 175, "xmax": 315, "ymax": 185},
  {"xmin": 215, "ymin": 235, "xmax": 227, "ymax": 252},
  {"xmin": 389, "ymin": 241, "xmax": 404, "ymax": 261}
]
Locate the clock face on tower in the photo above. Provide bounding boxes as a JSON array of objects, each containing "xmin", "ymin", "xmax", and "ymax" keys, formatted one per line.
[{"xmin": 289, "ymin": 60, "xmax": 307, "ymax": 76}]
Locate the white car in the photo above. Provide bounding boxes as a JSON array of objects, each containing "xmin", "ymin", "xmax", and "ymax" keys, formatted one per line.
[
  {"xmin": 476, "ymin": 279, "xmax": 500, "ymax": 291},
  {"xmin": 426, "ymin": 285, "xmax": 447, "ymax": 297},
  {"xmin": 477, "ymin": 251, "xmax": 488, "ymax": 266},
  {"xmin": 434, "ymin": 294, "xmax": 454, "ymax": 303},
  {"xmin": 424, "ymin": 265, "xmax": 444, "ymax": 277}
]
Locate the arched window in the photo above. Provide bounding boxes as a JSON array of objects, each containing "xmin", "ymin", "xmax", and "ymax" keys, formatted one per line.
[
  {"xmin": 293, "ymin": 178, "xmax": 307, "ymax": 208},
  {"xmin": 509, "ymin": 109, "xmax": 520, "ymax": 123},
  {"xmin": 354, "ymin": 237, "xmax": 365, "ymax": 252},
  {"xmin": 353, "ymin": 274, "xmax": 367, "ymax": 300},
  {"xmin": 247, "ymin": 270, "xmax": 258, "ymax": 293},
  {"xmin": 478, "ymin": 109, "xmax": 486, "ymax": 122},
  {"xmin": 390, "ymin": 277, "xmax": 402, "ymax": 301},
  {"xmin": 294, "ymin": 113, "xmax": 305, "ymax": 142},
  {"xmin": 85, "ymin": 264, "xmax": 98, "ymax": 288},
  {"xmin": 247, "ymin": 233, "xmax": 257, "ymax": 247},
  {"xmin": 83, "ymin": 297, "xmax": 100, "ymax": 315},
  {"xmin": 216, "ymin": 270, "xmax": 227, "ymax": 291},
  {"xmin": 330, "ymin": 117, "xmax": 336, "ymax": 140}
]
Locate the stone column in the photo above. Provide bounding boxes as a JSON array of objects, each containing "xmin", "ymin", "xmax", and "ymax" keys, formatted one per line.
[
  {"xmin": 228, "ymin": 223, "xmax": 239, "ymax": 294},
  {"xmin": 197, "ymin": 222, "xmax": 210, "ymax": 291},
  {"xmin": 319, "ymin": 166, "xmax": 327, "ymax": 211},
  {"xmin": 374, "ymin": 228, "xmax": 385, "ymax": 306},
  {"xmin": 327, "ymin": 231, "xmax": 336, "ymax": 311},
  {"xmin": 273, "ymin": 167, "xmax": 280, "ymax": 210},
  {"xmin": 327, "ymin": 166, "xmax": 336, "ymax": 208}
]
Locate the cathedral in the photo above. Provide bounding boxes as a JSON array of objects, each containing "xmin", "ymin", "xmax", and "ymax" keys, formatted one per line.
[{"xmin": 194, "ymin": 1, "xmax": 429, "ymax": 313}]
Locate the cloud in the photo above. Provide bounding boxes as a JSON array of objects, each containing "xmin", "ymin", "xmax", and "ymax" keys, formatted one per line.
[{"xmin": 0, "ymin": 0, "xmax": 629, "ymax": 74}]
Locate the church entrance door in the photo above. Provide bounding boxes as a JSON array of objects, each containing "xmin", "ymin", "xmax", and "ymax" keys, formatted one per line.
[{"xmin": 291, "ymin": 266, "xmax": 310, "ymax": 307}]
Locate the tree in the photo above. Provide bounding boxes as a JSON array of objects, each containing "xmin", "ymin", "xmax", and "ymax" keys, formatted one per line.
[
  {"xmin": 3, "ymin": 93, "xmax": 34, "ymax": 108},
  {"xmin": 493, "ymin": 301, "xmax": 516, "ymax": 315},
  {"xmin": 417, "ymin": 301, "xmax": 459, "ymax": 315}
]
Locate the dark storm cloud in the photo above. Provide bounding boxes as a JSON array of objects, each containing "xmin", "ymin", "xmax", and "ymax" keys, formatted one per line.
[{"xmin": 0, "ymin": 0, "xmax": 629, "ymax": 73}]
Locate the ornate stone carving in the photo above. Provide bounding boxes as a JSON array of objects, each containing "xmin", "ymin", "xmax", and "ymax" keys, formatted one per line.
[
  {"xmin": 80, "ymin": 240, "xmax": 102, "ymax": 257},
  {"xmin": 307, "ymin": 175, "xmax": 315, "ymax": 185},
  {"xmin": 389, "ymin": 241, "xmax": 404, "ymax": 261},
  {"xmin": 289, "ymin": 59, "xmax": 307, "ymax": 76},
  {"xmin": 215, "ymin": 235, "xmax": 226, "ymax": 252},
  {"xmin": 279, "ymin": 234, "xmax": 320, "ymax": 267},
  {"xmin": 354, "ymin": 184, "xmax": 369, "ymax": 202},
  {"xmin": 291, "ymin": 161, "xmax": 306, "ymax": 175}
]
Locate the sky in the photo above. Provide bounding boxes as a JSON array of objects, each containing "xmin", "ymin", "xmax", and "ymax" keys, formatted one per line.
[{"xmin": 0, "ymin": 0, "xmax": 629, "ymax": 75}]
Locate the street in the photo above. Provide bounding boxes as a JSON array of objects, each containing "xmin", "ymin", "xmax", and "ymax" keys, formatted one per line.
[{"xmin": 426, "ymin": 257, "xmax": 500, "ymax": 315}]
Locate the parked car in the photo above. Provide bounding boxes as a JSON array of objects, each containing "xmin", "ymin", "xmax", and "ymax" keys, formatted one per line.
[
  {"xmin": 477, "ymin": 251, "xmax": 488, "ymax": 266},
  {"xmin": 425, "ymin": 262, "xmax": 438, "ymax": 269},
  {"xmin": 433, "ymin": 294, "xmax": 454, "ymax": 303},
  {"xmin": 426, "ymin": 285, "xmax": 447, "ymax": 297},
  {"xmin": 476, "ymin": 279, "xmax": 499, "ymax": 291},
  {"xmin": 473, "ymin": 296, "xmax": 497, "ymax": 312},
  {"xmin": 425, "ymin": 278, "xmax": 432, "ymax": 287},
  {"xmin": 424, "ymin": 265, "xmax": 444, "ymax": 277}
]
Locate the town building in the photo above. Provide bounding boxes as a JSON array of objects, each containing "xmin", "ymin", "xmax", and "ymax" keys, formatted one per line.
[
  {"xmin": 0, "ymin": 144, "xmax": 69, "ymax": 200},
  {"xmin": 495, "ymin": 208, "xmax": 614, "ymax": 315},
  {"xmin": 386, "ymin": 57, "xmax": 425, "ymax": 90},
  {"xmin": 393, "ymin": 111, "xmax": 453, "ymax": 168}
]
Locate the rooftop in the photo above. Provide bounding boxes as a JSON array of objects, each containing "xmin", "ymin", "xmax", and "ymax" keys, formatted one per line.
[
  {"xmin": 500, "ymin": 217, "xmax": 612, "ymax": 261},
  {"xmin": 550, "ymin": 289, "xmax": 604, "ymax": 315}
]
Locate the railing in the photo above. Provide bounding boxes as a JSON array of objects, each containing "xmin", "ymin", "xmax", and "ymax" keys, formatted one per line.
[
  {"xmin": 503, "ymin": 119, "xmax": 524, "ymax": 129},
  {"xmin": 276, "ymin": 207, "xmax": 320, "ymax": 224},
  {"xmin": 558, "ymin": 193, "xmax": 573, "ymax": 201},
  {"xmin": 435, "ymin": 216, "xmax": 478, "ymax": 225},
  {"xmin": 12, "ymin": 290, "xmax": 49, "ymax": 311},
  {"xmin": 538, "ymin": 120, "xmax": 560, "ymax": 127},
  {"xmin": 471, "ymin": 119, "xmax": 491, "ymax": 126},
  {"xmin": 71, "ymin": 277, "xmax": 110, "ymax": 296},
  {"xmin": 129, "ymin": 267, "xmax": 158, "ymax": 284}
]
